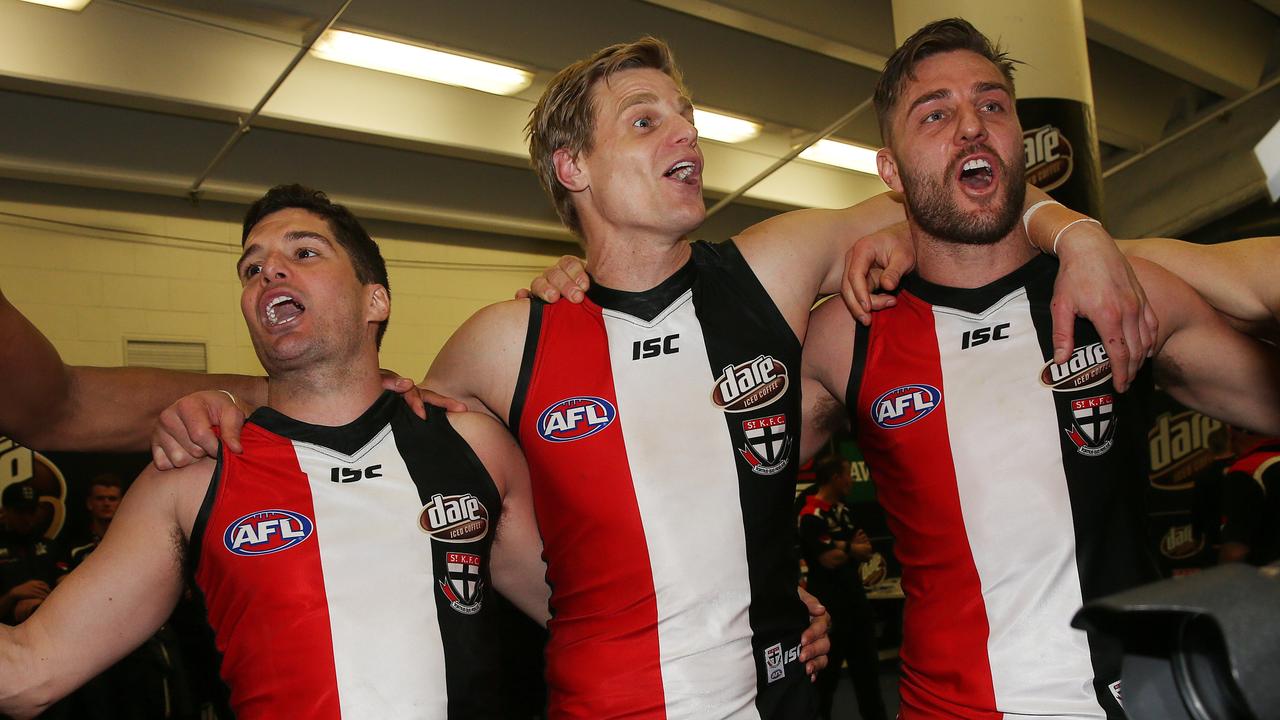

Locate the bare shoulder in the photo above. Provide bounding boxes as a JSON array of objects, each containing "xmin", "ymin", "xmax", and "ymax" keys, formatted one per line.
[
  {"xmin": 445, "ymin": 410, "xmax": 524, "ymax": 497},
  {"xmin": 133, "ymin": 456, "xmax": 218, "ymax": 537},
  {"xmin": 426, "ymin": 298, "xmax": 532, "ymax": 418}
]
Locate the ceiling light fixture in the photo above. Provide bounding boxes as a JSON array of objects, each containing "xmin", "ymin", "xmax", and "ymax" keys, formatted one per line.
[
  {"xmin": 799, "ymin": 139, "xmax": 880, "ymax": 175},
  {"xmin": 311, "ymin": 29, "xmax": 534, "ymax": 97},
  {"xmin": 18, "ymin": 0, "xmax": 91, "ymax": 10},
  {"xmin": 693, "ymin": 108, "xmax": 762, "ymax": 144}
]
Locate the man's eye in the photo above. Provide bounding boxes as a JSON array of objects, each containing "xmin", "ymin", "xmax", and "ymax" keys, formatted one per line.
[
  {"xmin": 923, "ymin": 111, "xmax": 944, "ymax": 123},
  {"xmin": 633, "ymin": 117, "xmax": 652, "ymax": 128},
  {"xmin": 297, "ymin": 248, "xmax": 318, "ymax": 259},
  {"xmin": 243, "ymin": 264, "xmax": 262, "ymax": 278},
  {"xmin": 981, "ymin": 101, "xmax": 1002, "ymax": 112}
]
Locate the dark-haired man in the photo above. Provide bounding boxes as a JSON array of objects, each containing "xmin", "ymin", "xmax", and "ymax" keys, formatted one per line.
[
  {"xmin": 0, "ymin": 185, "xmax": 550, "ymax": 719},
  {"xmin": 800, "ymin": 19, "xmax": 1280, "ymax": 719},
  {"xmin": 157, "ymin": 37, "xmax": 1155, "ymax": 720}
]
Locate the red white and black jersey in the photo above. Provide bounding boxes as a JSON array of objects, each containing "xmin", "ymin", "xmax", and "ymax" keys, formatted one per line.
[
  {"xmin": 846, "ymin": 254, "xmax": 1158, "ymax": 720},
  {"xmin": 512, "ymin": 240, "xmax": 815, "ymax": 719},
  {"xmin": 190, "ymin": 394, "xmax": 503, "ymax": 719}
]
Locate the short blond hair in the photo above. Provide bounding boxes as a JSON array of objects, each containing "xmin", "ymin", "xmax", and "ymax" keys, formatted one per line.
[{"xmin": 526, "ymin": 37, "xmax": 688, "ymax": 236}]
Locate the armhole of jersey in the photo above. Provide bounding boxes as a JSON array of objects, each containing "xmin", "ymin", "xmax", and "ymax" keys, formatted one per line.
[
  {"xmin": 186, "ymin": 442, "xmax": 224, "ymax": 582},
  {"xmin": 846, "ymin": 320, "xmax": 870, "ymax": 438},
  {"xmin": 713, "ymin": 240, "xmax": 802, "ymax": 354},
  {"xmin": 508, "ymin": 299, "xmax": 543, "ymax": 436},
  {"xmin": 438, "ymin": 406, "xmax": 502, "ymax": 513}
]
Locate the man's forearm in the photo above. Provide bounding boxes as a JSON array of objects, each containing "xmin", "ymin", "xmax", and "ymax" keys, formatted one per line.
[
  {"xmin": 0, "ymin": 624, "xmax": 52, "ymax": 720},
  {"xmin": 18, "ymin": 367, "xmax": 266, "ymax": 453}
]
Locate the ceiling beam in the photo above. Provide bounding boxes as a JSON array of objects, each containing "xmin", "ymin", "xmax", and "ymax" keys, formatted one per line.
[{"xmin": 1083, "ymin": 0, "xmax": 1277, "ymax": 98}]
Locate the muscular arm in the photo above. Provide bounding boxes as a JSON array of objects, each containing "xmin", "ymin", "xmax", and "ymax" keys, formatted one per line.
[
  {"xmin": 1122, "ymin": 236, "xmax": 1280, "ymax": 330},
  {"xmin": 1138, "ymin": 258, "xmax": 1280, "ymax": 435},
  {"xmin": 1, "ymin": 289, "xmax": 266, "ymax": 452},
  {"xmin": 423, "ymin": 300, "xmax": 529, "ymax": 423},
  {"xmin": 0, "ymin": 459, "xmax": 208, "ymax": 718},
  {"xmin": 799, "ymin": 298, "xmax": 858, "ymax": 464},
  {"xmin": 447, "ymin": 411, "xmax": 550, "ymax": 625}
]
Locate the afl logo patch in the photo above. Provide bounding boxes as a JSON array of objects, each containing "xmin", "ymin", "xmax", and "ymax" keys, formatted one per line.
[
  {"xmin": 420, "ymin": 493, "xmax": 490, "ymax": 543},
  {"xmin": 223, "ymin": 509, "xmax": 313, "ymax": 557},
  {"xmin": 537, "ymin": 396, "xmax": 616, "ymax": 443},
  {"xmin": 1040, "ymin": 342, "xmax": 1111, "ymax": 391},
  {"xmin": 871, "ymin": 384, "xmax": 941, "ymax": 429},
  {"xmin": 712, "ymin": 355, "xmax": 788, "ymax": 413}
]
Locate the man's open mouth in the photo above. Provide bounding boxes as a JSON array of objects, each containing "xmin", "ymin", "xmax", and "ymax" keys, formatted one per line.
[
  {"xmin": 958, "ymin": 157, "xmax": 994, "ymax": 189},
  {"xmin": 664, "ymin": 160, "xmax": 698, "ymax": 183},
  {"xmin": 265, "ymin": 294, "xmax": 306, "ymax": 327}
]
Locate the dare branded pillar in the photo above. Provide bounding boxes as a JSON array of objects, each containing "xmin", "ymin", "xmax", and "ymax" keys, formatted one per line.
[{"xmin": 891, "ymin": 1, "xmax": 1105, "ymax": 217}]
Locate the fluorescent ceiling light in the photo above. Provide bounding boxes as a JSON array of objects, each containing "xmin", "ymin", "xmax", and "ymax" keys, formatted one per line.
[
  {"xmin": 311, "ymin": 29, "xmax": 533, "ymax": 97},
  {"xmin": 799, "ymin": 139, "xmax": 880, "ymax": 175},
  {"xmin": 694, "ymin": 108, "xmax": 762, "ymax": 144},
  {"xmin": 19, "ymin": 0, "xmax": 91, "ymax": 10}
]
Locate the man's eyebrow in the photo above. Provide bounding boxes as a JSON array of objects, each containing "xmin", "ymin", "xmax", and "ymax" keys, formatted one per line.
[
  {"xmin": 618, "ymin": 92, "xmax": 660, "ymax": 113},
  {"xmin": 907, "ymin": 88, "xmax": 950, "ymax": 115},
  {"xmin": 236, "ymin": 231, "xmax": 334, "ymax": 272},
  {"xmin": 974, "ymin": 80, "xmax": 1011, "ymax": 96}
]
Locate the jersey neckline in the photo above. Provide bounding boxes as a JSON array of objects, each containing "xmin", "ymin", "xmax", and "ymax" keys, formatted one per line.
[
  {"xmin": 586, "ymin": 249, "xmax": 697, "ymax": 322},
  {"xmin": 248, "ymin": 390, "xmax": 401, "ymax": 453},
  {"xmin": 900, "ymin": 252, "xmax": 1057, "ymax": 314}
]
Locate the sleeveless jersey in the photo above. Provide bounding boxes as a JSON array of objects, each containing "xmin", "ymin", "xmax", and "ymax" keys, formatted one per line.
[
  {"xmin": 513, "ymin": 240, "xmax": 815, "ymax": 719},
  {"xmin": 846, "ymin": 254, "xmax": 1158, "ymax": 720},
  {"xmin": 191, "ymin": 393, "xmax": 503, "ymax": 719}
]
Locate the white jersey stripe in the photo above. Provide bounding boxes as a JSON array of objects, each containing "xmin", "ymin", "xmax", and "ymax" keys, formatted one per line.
[
  {"xmin": 293, "ymin": 428, "xmax": 448, "ymax": 718},
  {"xmin": 932, "ymin": 289, "xmax": 1105, "ymax": 718},
  {"xmin": 603, "ymin": 291, "xmax": 761, "ymax": 719}
]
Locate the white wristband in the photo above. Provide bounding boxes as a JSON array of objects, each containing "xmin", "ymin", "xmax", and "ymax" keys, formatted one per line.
[
  {"xmin": 1021, "ymin": 199, "xmax": 1061, "ymax": 248},
  {"xmin": 218, "ymin": 389, "xmax": 238, "ymax": 407},
  {"xmin": 1051, "ymin": 217, "xmax": 1102, "ymax": 255}
]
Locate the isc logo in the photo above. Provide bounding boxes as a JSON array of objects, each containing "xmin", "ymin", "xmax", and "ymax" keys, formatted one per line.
[
  {"xmin": 223, "ymin": 509, "xmax": 314, "ymax": 557},
  {"xmin": 537, "ymin": 396, "xmax": 617, "ymax": 443},
  {"xmin": 871, "ymin": 384, "xmax": 941, "ymax": 429}
]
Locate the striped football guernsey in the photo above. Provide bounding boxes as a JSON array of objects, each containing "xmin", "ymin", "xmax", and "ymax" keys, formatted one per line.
[
  {"xmin": 191, "ymin": 394, "xmax": 502, "ymax": 719},
  {"xmin": 512, "ymin": 240, "xmax": 816, "ymax": 719},
  {"xmin": 847, "ymin": 254, "xmax": 1159, "ymax": 719}
]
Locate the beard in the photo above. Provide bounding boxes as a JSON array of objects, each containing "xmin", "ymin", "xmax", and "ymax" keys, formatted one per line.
[{"xmin": 899, "ymin": 144, "xmax": 1026, "ymax": 246}]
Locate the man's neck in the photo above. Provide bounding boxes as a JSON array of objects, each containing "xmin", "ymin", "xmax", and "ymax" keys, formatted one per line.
[
  {"xmin": 265, "ymin": 354, "xmax": 384, "ymax": 427},
  {"xmin": 913, "ymin": 225, "xmax": 1040, "ymax": 289},
  {"xmin": 90, "ymin": 518, "xmax": 109, "ymax": 538},
  {"xmin": 816, "ymin": 485, "xmax": 841, "ymax": 503},
  {"xmin": 582, "ymin": 228, "xmax": 693, "ymax": 292}
]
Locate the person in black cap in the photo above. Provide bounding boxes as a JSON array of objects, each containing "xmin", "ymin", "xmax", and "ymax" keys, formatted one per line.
[{"xmin": 0, "ymin": 482, "xmax": 63, "ymax": 624}]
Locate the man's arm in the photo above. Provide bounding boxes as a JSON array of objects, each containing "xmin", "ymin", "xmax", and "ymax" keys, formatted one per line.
[
  {"xmin": 423, "ymin": 299, "xmax": 530, "ymax": 424},
  {"xmin": 447, "ymin": 411, "xmax": 550, "ymax": 625},
  {"xmin": 1137, "ymin": 258, "xmax": 1280, "ymax": 435},
  {"xmin": 0, "ymin": 460, "xmax": 206, "ymax": 718},
  {"xmin": 799, "ymin": 298, "xmax": 858, "ymax": 464},
  {"xmin": 1122, "ymin": 236, "xmax": 1279, "ymax": 330},
  {"xmin": 0, "ymin": 290, "xmax": 267, "ymax": 453}
]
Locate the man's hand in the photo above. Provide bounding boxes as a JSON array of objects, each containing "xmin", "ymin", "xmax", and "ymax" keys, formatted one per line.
[
  {"xmin": 1052, "ymin": 222, "xmax": 1157, "ymax": 392},
  {"xmin": 797, "ymin": 585, "xmax": 831, "ymax": 680},
  {"xmin": 6, "ymin": 580, "xmax": 50, "ymax": 602},
  {"xmin": 13, "ymin": 598, "xmax": 42, "ymax": 623},
  {"xmin": 514, "ymin": 255, "xmax": 589, "ymax": 303},
  {"xmin": 151, "ymin": 390, "xmax": 245, "ymax": 470},
  {"xmin": 841, "ymin": 222, "xmax": 912, "ymax": 325},
  {"xmin": 379, "ymin": 371, "xmax": 466, "ymax": 420}
]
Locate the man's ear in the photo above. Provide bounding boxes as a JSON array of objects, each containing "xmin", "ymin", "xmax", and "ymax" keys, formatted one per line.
[
  {"xmin": 877, "ymin": 148, "xmax": 904, "ymax": 194},
  {"xmin": 553, "ymin": 147, "xmax": 589, "ymax": 192},
  {"xmin": 367, "ymin": 284, "xmax": 390, "ymax": 323}
]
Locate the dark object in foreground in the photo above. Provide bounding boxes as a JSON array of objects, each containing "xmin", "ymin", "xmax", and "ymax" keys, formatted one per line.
[{"xmin": 1074, "ymin": 563, "xmax": 1280, "ymax": 720}]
